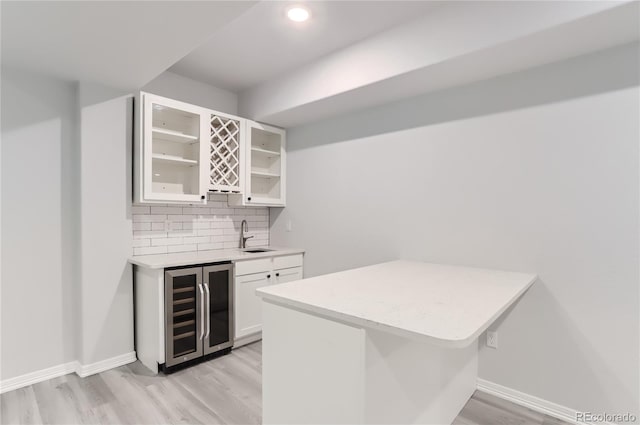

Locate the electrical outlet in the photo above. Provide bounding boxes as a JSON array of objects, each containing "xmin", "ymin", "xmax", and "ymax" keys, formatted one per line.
[
  {"xmin": 286, "ymin": 219, "xmax": 292, "ymax": 232},
  {"xmin": 486, "ymin": 331, "xmax": 498, "ymax": 349}
]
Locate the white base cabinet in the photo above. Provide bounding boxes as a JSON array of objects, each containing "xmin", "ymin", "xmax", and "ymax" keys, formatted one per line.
[
  {"xmin": 133, "ymin": 252, "xmax": 304, "ymax": 373},
  {"xmin": 234, "ymin": 254, "xmax": 303, "ymax": 346}
]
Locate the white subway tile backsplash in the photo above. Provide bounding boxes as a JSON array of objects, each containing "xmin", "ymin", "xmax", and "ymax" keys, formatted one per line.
[
  {"xmin": 133, "ymin": 230, "xmax": 167, "ymax": 239},
  {"xmin": 168, "ymin": 229, "xmax": 197, "ymax": 238},
  {"xmin": 212, "ymin": 208, "xmax": 231, "ymax": 216},
  {"xmin": 168, "ymin": 244, "xmax": 198, "ymax": 253},
  {"xmin": 132, "ymin": 206, "xmax": 150, "ymax": 214},
  {"xmin": 198, "ymin": 242, "xmax": 224, "ymax": 251},
  {"xmin": 151, "ymin": 222, "xmax": 165, "ymax": 231},
  {"xmin": 150, "ymin": 206, "xmax": 183, "ymax": 215},
  {"xmin": 183, "ymin": 236, "xmax": 211, "ymax": 244},
  {"xmin": 193, "ymin": 221, "xmax": 211, "ymax": 230},
  {"xmin": 221, "ymin": 234, "xmax": 239, "ymax": 243},
  {"xmin": 133, "ymin": 222, "xmax": 151, "ymax": 231},
  {"xmin": 183, "ymin": 207, "xmax": 208, "ymax": 215},
  {"xmin": 151, "ymin": 237, "xmax": 183, "ymax": 246},
  {"xmin": 132, "ymin": 239, "xmax": 150, "ymax": 248},
  {"xmin": 132, "ymin": 200, "xmax": 269, "ymax": 256},
  {"xmin": 133, "ymin": 214, "xmax": 167, "ymax": 222},
  {"xmin": 208, "ymin": 201, "xmax": 227, "ymax": 208},
  {"xmin": 134, "ymin": 246, "xmax": 167, "ymax": 255},
  {"xmin": 196, "ymin": 228, "xmax": 224, "ymax": 236}
]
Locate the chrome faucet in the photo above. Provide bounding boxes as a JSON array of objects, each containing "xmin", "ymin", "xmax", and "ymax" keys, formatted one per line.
[{"xmin": 240, "ymin": 219, "xmax": 254, "ymax": 249}]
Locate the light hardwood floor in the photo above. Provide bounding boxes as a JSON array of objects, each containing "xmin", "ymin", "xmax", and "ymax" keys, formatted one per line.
[{"xmin": 1, "ymin": 341, "xmax": 569, "ymax": 425}]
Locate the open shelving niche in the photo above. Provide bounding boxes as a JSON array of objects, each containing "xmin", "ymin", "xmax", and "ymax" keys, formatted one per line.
[{"xmin": 149, "ymin": 104, "xmax": 201, "ymax": 196}]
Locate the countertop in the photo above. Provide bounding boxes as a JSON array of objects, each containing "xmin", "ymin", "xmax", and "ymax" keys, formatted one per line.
[
  {"xmin": 257, "ymin": 260, "xmax": 536, "ymax": 348},
  {"xmin": 129, "ymin": 246, "xmax": 305, "ymax": 269}
]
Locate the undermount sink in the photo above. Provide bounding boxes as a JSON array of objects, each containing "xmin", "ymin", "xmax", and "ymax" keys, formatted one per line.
[{"xmin": 242, "ymin": 248, "xmax": 273, "ymax": 253}]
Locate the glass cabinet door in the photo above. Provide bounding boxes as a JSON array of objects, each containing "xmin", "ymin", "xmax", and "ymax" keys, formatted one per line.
[
  {"xmin": 143, "ymin": 93, "xmax": 208, "ymax": 203},
  {"xmin": 165, "ymin": 268, "xmax": 203, "ymax": 367},
  {"xmin": 203, "ymin": 265, "xmax": 234, "ymax": 355},
  {"xmin": 245, "ymin": 121, "xmax": 286, "ymax": 206}
]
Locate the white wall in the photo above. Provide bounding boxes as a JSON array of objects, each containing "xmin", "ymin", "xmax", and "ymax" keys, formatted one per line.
[
  {"xmin": 142, "ymin": 71, "xmax": 238, "ymax": 114},
  {"xmin": 0, "ymin": 73, "xmax": 140, "ymax": 380},
  {"xmin": 77, "ymin": 83, "xmax": 134, "ymax": 366},
  {"xmin": 1, "ymin": 69, "xmax": 78, "ymax": 379},
  {"xmin": 270, "ymin": 43, "xmax": 639, "ymax": 417}
]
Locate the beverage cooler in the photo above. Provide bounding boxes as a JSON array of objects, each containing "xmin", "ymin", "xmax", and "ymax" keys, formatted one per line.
[{"xmin": 163, "ymin": 262, "xmax": 233, "ymax": 370}]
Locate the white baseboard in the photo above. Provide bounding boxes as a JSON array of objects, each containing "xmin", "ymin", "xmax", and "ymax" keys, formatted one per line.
[
  {"xmin": 233, "ymin": 332, "xmax": 262, "ymax": 348},
  {"xmin": 0, "ymin": 361, "xmax": 77, "ymax": 394},
  {"xmin": 476, "ymin": 378, "xmax": 613, "ymax": 425},
  {"xmin": 76, "ymin": 351, "xmax": 137, "ymax": 378},
  {"xmin": 1, "ymin": 352, "xmax": 137, "ymax": 393}
]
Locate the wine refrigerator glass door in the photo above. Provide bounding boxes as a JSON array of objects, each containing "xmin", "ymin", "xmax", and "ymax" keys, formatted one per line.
[
  {"xmin": 203, "ymin": 264, "xmax": 234, "ymax": 355},
  {"xmin": 165, "ymin": 267, "xmax": 204, "ymax": 367}
]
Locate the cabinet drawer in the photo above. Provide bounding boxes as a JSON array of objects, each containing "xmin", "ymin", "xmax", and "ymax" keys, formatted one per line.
[
  {"xmin": 275, "ymin": 266, "xmax": 303, "ymax": 284},
  {"xmin": 235, "ymin": 258, "xmax": 272, "ymax": 276},
  {"xmin": 272, "ymin": 254, "xmax": 303, "ymax": 270}
]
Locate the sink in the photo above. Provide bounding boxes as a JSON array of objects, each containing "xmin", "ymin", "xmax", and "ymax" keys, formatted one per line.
[{"xmin": 242, "ymin": 248, "xmax": 273, "ymax": 253}]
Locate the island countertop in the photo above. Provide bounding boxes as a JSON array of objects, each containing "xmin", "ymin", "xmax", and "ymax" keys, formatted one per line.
[{"xmin": 257, "ymin": 260, "xmax": 536, "ymax": 348}]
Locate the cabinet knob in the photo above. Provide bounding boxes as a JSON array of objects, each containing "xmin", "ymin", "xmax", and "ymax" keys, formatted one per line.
[
  {"xmin": 267, "ymin": 274, "xmax": 271, "ymax": 279},
  {"xmin": 248, "ymin": 197, "xmax": 252, "ymax": 201},
  {"xmin": 276, "ymin": 273, "xmax": 280, "ymax": 277},
  {"xmin": 201, "ymin": 195, "xmax": 205, "ymax": 200}
]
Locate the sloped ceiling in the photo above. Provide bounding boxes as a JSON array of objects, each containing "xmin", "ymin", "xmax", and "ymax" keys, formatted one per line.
[{"xmin": 1, "ymin": 1, "xmax": 257, "ymax": 90}]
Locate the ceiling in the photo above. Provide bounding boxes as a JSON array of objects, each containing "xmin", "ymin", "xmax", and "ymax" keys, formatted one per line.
[
  {"xmin": 239, "ymin": 0, "xmax": 638, "ymax": 127},
  {"xmin": 0, "ymin": 1, "xmax": 256, "ymax": 90},
  {"xmin": 169, "ymin": 1, "xmax": 440, "ymax": 92}
]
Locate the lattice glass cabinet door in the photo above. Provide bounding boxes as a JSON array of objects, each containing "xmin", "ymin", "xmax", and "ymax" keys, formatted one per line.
[{"xmin": 209, "ymin": 113, "xmax": 244, "ymax": 193}]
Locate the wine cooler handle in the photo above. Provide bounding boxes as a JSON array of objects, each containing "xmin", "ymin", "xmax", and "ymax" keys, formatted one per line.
[
  {"xmin": 204, "ymin": 283, "xmax": 211, "ymax": 340},
  {"xmin": 198, "ymin": 283, "xmax": 205, "ymax": 340}
]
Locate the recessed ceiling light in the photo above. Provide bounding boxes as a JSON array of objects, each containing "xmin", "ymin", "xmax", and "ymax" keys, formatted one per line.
[{"xmin": 287, "ymin": 6, "xmax": 310, "ymax": 22}]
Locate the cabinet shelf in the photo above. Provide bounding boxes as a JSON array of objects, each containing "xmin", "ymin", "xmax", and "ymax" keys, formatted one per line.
[
  {"xmin": 152, "ymin": 153, "xmax": 198, "ymax": 166},
  {"xmin": 251, "ymin": 170, "xmax": 281, "ymax": 178},
  {"xmin": 251, "ymin": 146, "xmax": 280, "ymax": 156},
  {"xmin": 152, "ymin": 127, "xmax": 198, "ymax": 143}
]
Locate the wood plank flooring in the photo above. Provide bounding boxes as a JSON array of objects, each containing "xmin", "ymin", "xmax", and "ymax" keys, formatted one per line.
[{"xmin": 1, "ymin": 341, "xmax": 569, "ymax": 425}]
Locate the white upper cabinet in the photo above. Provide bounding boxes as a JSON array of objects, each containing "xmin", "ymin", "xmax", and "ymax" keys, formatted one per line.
[
  {"xmin": 229, "ymin": 121, "xmax": 286, "ymax": 207},
  {"xmin": 135, "ymin": 93, "xmax": 285, "ymax": 206},
  {"xmin": 135, "ymin": 92, "xmax": 209, "ymax": 204}
]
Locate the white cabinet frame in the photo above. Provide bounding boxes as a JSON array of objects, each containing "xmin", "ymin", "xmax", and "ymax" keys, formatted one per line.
[
  {"xmin": 135, "ymin": 92, "xmax": 209, "ymax": 204},
  {"xmin": 229, "ymin": 121, "xmax": 286, "ymax": 207}
]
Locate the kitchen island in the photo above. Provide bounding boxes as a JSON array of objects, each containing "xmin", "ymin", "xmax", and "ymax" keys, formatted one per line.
[{"xmin": 256, "ymin": 260, "xmax": 536, "ymax": 425}]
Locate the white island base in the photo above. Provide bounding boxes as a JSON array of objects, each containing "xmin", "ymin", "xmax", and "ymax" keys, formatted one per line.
[
  {"xmin": 257, "ymin": 261, "xmax": 536, "ymax": 425},
  {"xmin": 263, "ymin": 301, "xmax": 477, "ymax": 425}
]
